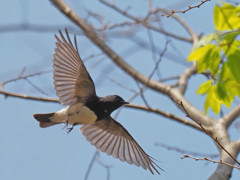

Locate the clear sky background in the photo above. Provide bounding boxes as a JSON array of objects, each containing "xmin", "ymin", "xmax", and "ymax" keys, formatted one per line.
[{"xmin": 0, "ymin": 0, "xmax": 239, "ymax": 180}]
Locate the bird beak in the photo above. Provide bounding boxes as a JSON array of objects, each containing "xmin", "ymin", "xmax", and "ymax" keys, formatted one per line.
[{"xmin": 122, "ymin": 101, "xmax": 129, "ymax": 105}]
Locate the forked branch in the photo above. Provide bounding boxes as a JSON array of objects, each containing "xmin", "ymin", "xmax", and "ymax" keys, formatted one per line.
[{"xmin": 171, "ymin": 98, "xmax": 240, "ymax": 166}]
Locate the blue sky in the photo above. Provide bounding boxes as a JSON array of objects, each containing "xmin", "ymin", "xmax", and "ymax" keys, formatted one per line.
[{"xmin": 0, "ymin": 0, "xmax": 239, "ymax": 180}]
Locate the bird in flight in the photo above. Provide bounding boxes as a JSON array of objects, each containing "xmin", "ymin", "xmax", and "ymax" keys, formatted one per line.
[{"xmin": 33, "ymin": 29, "xmax": 163, "ymax": 174}]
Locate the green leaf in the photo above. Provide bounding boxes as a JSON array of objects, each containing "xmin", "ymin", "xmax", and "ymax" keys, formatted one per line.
[
  {"xmin": 188, "ymin": 44, "xmax": 221, "ymax": 75},
  {"xmin": 221, "ymin": 54, "xmax": 240, "ymax": 83},
  {"xmin": 196, "ymin": 80, "xmax": 212, "ymax": 95},
  {"xmin": 220, "ymin": 32, "xmax": 240, "ymax": 56},
  {"xmin": 204, "ymin": 86, "xmax": 221, "ymax": 114},
  {"xmin": 214, "ymin": 3, "xmax": 240, "ymax": 30},
  {"xmin": 191, "ymin": 34, "xmax": 215, "ymax": 52},
  {"xmin": 226, "ymin": 80, "xmax": 240, "ymax": 97},
  {"xmin": 216, "ymin": 82, "xmax": 232, "ymax": 108},
  {"xmin": 202, "ymin": 81, "xmax": 236, "ymax": 114}
]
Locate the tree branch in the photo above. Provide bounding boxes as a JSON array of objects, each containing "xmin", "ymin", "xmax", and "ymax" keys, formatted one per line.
[
  {"xmin": 0, "ymin": 90, "xmax": 59, "ymax": 103},
  {"xmin": 177, "ymin": 61, "xmax": 197, "ymax": 94},
  {"xmin": 84, "ymin": 151, "xmax": 99, "ymax": 180},
  {"xmin": 125, "ymin": 103, "xmax": 202, "ymax": 131},
  {"xmin": 155, "ymin": 142, "xmax": 219, "ymax": 158},
  {"xmin": 172, "ymin": 99, "xmax": 240, "ymax": 166},
  {"xmin": 161, "ymin": 0, "xmax": 211, "ymax": 18},
  {"xmin": 181, "ymin": 154, "xmax": 240, "ymax": 170},
  {"xmin": 99, "ymin": 0, "xmax": 193, "ymax": 42},
  {"xmin": 0, "ymin": 69, "xmax": 52, "ymax": 89},
  {"xmin": 222, "ymin": 104, "xmax": 240, "ymax": 129},
  {"xmin": 152, "ymin": 8, "xmax": 199, "ymax": 43}
]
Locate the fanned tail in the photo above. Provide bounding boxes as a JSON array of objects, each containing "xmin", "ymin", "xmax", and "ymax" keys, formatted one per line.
[{"xmin": 33, "ymin": 113, "xmax": 60, "ymax": 128}]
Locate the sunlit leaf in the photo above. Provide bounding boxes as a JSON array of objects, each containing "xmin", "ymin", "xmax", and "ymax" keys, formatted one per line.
[
  {"xmin": 220, "ymin": 32, "xmax": 240, "ymax": 56},
  {"xmin": 188, "ymin": 44, "xmax": 220, "ymax": 75},
  {"xmin": 221, "ymin": 55, "xmax": 240, "ymax": 83},
  {"xmin": 226, "ymin": 80, "xmax": 240, "ymax": 97},
  {"xmin": 192, "ymin": 34, "xmax": 215, "ymax": 51},
  {"xmin": 196, "ymin": 80, "xmax": 212, "ymax": 95},
  {"xmin": 216, "ymin": 82, "xmax": 232, "ymax": 108},
  {"xmin": 204, "ymin": 86, "xmax": 221, "ymax": 114},
  {"xmin": 214, "ymin": 3, "xmax": 240, "ymax": 30}
]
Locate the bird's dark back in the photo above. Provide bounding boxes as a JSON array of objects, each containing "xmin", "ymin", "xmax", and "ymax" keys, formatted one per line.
[{"xmin": 85, "ymin": 95, "xmax": 124, "ymax": 120}]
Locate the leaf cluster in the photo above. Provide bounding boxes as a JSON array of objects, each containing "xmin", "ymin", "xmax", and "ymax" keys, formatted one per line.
[{"xmin": 188, "ymin": 2, "xmax": 240, "ymax": 114}]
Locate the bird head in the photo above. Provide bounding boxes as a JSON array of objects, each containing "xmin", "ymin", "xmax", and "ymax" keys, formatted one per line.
[{"xmin": 101, "ymin": 95, "xmax": 129, "ymax": 114}]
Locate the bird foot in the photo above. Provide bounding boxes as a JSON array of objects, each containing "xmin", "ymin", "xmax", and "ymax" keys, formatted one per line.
[
  {"xmin": 65, "ymin": 127, "xmax": 74, "ymax": 134},
  {"xmin": 64, "ymin": 123, "xmax": 77, "ymax": 134},
  {"xmin": 62, "ymin": 120, "xmax": 69, "ymax": 129}
]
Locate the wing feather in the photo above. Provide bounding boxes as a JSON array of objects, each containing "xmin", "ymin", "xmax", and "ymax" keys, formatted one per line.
[
  {"xmin": 53, "ymin": 29, "xmax": 96, "ymax": 106},
  {"xmin": 80, "ymin": 117, "xmax": 163, "ymax": 174}
]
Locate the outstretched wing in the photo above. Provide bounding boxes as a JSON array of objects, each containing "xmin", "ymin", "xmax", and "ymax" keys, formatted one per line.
[
  {"xmin": 53, "ymin": 29, "xmax": 96, "ymax": 106},
  {"xmin": 80, "ymin": 117, "xmax": 163, "ymax": 174}
]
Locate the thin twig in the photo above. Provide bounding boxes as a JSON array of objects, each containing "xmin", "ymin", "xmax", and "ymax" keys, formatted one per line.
[
  {"xmin": 25, "ymin": 79, "xmax": 49, "ymax": 96},
  {"xmin": 19, "ymin": 67, "xmax": 27, "ymax": 78},
  {"xmin": 89, "ymin": 57, "xmax": 106, "ymax": 72},
  {"xmin": 95, "ymin": 152, "xmax": 113, "ymax": 180},
  {"xmin": 147, "ymin": 40, "xmax": 170, "ymax": 81},
  {"xmin": 146, "ymin": 29, "xmax": 161, "ymax": 79},
  {"xmin": 125, "ymin": 103, "xmax": 202, "ymax": 131},
  {"xmin": 83, "ymin": 52, "xmax": 105, "ymax": 62},
  {"xmin": 181, "ymin": 154, "xmax": 240, "ymax": 170},
  {"xmin": 1, "ymin": 69, "xmax": 52, "ymax": 89},
  {"xmin": 0, "ymin": 90, "xmax": 58, "ymax": 102},
  {"xmin": 161, "ymin": 0, "xmax": 211, "ymax": 18},
  {"xmin": 0, "ymin": 24, "xmax": 75, "ymax": 33},
  {"xmin": 107, "ymin": 78, "xmax": 138, "ymax": 94},
  {"xmin": 84, "ymin": 151, "xmax": 99, "ymax": 180},
  {"xmin": 99, "ymin": 0, "xmax": 193, "ymax": 42},
  {"xmin": 135, "ymin": 81, "xmax": 151, "ymax": 108},
  {"xmin": 155, "ymin": 142, "xmax": 219, "ymax": 158}
]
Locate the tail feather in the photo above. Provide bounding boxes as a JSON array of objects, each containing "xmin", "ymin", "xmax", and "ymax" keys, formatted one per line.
[
  {"xmin": 39, "ymin": 121, "xmax": 60, "ymax": 128},
  {"xmin": 33, "ymin": 113, "xmax": 60, "ymax": 128}
]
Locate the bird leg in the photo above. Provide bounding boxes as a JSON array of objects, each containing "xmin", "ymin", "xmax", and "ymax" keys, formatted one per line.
[
  {"xmin": 62, "ymin": 118, "xmax": 69, "ymax": 130},
  {"xmin": 65, "ymin": 123, "xmax": 78, "ymax": 134},
  {"xmin": 62, "ymin": 120, "xmax": 69, "ymax": 129}
]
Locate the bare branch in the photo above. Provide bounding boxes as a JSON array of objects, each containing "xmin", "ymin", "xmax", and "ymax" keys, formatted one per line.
[
  {"xmin": 84, "ymin": 151, "xmax": 99, "ymax": 180},
  {"xmin": 162, "ymin": 0, "xmax": 211, "ymax": 18},
  {"xmin": 0, "ymin": 24, "xmax": 75, "ymax": 33},
  {"xmin": 223, "ymin": 104, "xmax": 240, "ymax": 129},
  {"xmin": 181, "ymin": 154, "xmax": 240, "ymax": 170},
  {"xmin": 125, "ymin": 103, "xmax": 202, "ymax": 131},
  {"xmin": 107, "ymin": 78, "xmax": 138, "ymax": 94},
  {"xmin": 156, "ymin": 8, "xmax": 199, "ymax": 43},
  {"xmin": 96, "ymin": 152, "xmax": 113, "ymax": 180},
  {"xmin": 89, "ymin": 57, "xmax": 106, "ymax": 72},
  {"xmin": 99, "ymin": 0, "xmax": 193, "ymax": 42},
  {"xmin": 0, "ymin": 69, "xmax": 52, "ymax": 89},
  {"xmin": 172, "ymin": 98, "xmax": 240, "ymax": 166},
  {"xmin": 25, "ymin": 79, "xmax": 49, "ymax": 96},
  {"xmin": 0, "ymin": 90, "xmax": 58, "ymax": 103},
  {"xmin": 83, "ymin": 52, "xmax": 105, "ymax": 62},
  {"xmin": 135, "ymin": 81, "xmax": 151, "ymax": 108},
  {"xmin": 160, "ymin": 76, "xmax": 180, "ymax": 82},
  {"xmin": 146, "ymin": 29, "xmax": 161, "ymax": 79},
  {"xmin": 155, "ymin": 142, "xmax": 219, "ymax": 158},
  {"xmin": 177, "ymin": 61, "xmax": 197, "ymax": 94},
  {"xmin": 147, "ymin": 40, "xmax": 170, "ymax": 81}
]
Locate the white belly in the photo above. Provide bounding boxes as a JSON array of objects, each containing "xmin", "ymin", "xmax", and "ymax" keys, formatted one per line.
[{"xmin": 67, "ymin": 103, "xmax": 97, "ymax": 125}]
